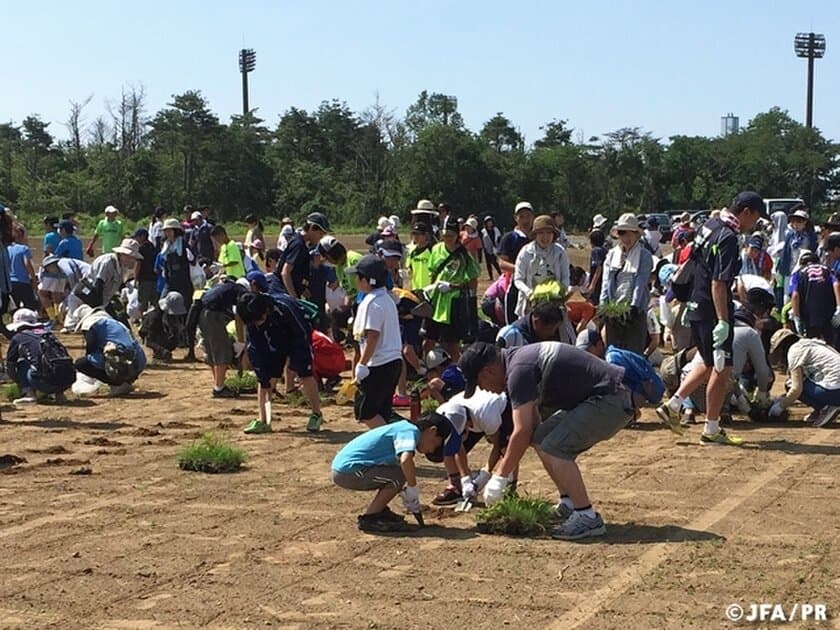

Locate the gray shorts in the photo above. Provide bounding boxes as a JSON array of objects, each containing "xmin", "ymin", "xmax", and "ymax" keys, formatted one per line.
[
  {"xmin": 331, "ymin": 465, "xmax": 404, "ymax": 491},
  {"xmin": 199, "ymin": 309, "xmax": 233, "ymax": 366},
  {"xmin": 534, "ymin": 389, "xmax": 633, "ymax": 461}
]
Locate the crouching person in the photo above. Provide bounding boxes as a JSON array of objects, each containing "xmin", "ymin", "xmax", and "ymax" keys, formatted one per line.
[
  {"xmin": 331, "ymin": 411, "xmax": 459, "ymax": 532},
  {"xmin": 74, "ymin": 306, "xmax": 146, "ymax": 396},
  {"xmin": 768, "ymin": 329, "xmax": 840, "ymax": 427},
  {"xmin": 6, "ymin": 308, "xmax": 75, "ymax": 405}
]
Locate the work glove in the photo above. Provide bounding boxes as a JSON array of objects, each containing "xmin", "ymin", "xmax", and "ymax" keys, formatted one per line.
[
  {"xmin": 401, "ymin": 485, "xmax": 421, "ymax": 513},
  {"xmin": 712, "ymin": 319, "xmax": 730, "ymax": 348},
  {"xmin": 482, "ymin": 474, "xmax": 508, "ymax": 506},
  {"xmin": 436, "ymin": 281, "xmax": 451, "ymax": 293},
  {"xmin": 832, "ymin": 309, "xmax": 840, "ymax": 328},
  {"xmin": 473, "ymin": 469, "xmax": 492, "ymax": 492},
  {"xmin": 232, "ymin": 341, "xmax": 246, "ymax": 358},
  {"xmin": 769, "ymin": 400, "xmax": 785, "ymax": 418},
  {"xmin": 354, "ymin": 363, "xmax": 370, "ymax": 383},
  {"xmin": 460, "ymin": 475, "xmax": 476, "ymax": 500}
]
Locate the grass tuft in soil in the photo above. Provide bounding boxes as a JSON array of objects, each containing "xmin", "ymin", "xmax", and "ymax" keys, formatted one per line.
[
  {"xmin": 178, "ymin": 432, "xmax": 247, "ymax": 474},
  {"xmin": 475, "ymin": 494, "xmax": 555, "ymax": 537},
  {"xmin": 2, "ymin": 382, "xmax": 23, "ymax": 402},
  {"xmin": 224, "ymin": 371, "xmax": 258, "ymax": 394},
  {"xmin": 597, "ymin": 300, "xmax": 631, "ymax": 320}
]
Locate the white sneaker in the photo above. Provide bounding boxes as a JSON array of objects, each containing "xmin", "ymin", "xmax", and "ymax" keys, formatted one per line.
[
  {"xmin": 13, "ymin": 396, "xmax": 37, "ymax": 405},
  {"xmin": 812, "ymin": 406, "xmax": 840, "ymax": 428}
]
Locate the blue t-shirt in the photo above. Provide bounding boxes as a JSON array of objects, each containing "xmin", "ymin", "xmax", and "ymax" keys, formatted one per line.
[
  {"xmin": 7, "ymin": 243, "xmax": 32, "ymax": 283},
  {"xmin": 43, "ymin": 231, "xmax": 61, "ymax": 254},
  {"xmin": 55, "ymin": 235, "xmax": 84, "ymax": 260},
  {"xmin": 331, "ymin": 420, "xmax": 420, "ymax": 473}
]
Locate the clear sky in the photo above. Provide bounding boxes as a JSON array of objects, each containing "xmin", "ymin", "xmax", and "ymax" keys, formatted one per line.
[{"xmin": 3, "ymin": 0, "xmax": 838, "ymax": 144}]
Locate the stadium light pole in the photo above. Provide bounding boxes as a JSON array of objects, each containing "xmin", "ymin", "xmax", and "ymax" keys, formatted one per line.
[
  {"xmin": 239, "ymin": 48, "xmax": 256, "ymax": 119},
  {"xmin": 793, "ymin": 32, "xmax": 826, "ymax": 129}
]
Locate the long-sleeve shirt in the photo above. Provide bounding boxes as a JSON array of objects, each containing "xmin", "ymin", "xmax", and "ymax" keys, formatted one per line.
[
  {"xmin": 600, "ymin": 241, "xmax": 653, "ymax": 311},
  {"xmin": 732, "ymin": 324, "xmax": 772, "ymax": 392},
  {"xmin": 513, "ymin": 241, "xmax": 570, "ymax": 317},
  {"xmin": 84, "ymin": 318, "xmax": 146, "ymax": 373},
  {"xmin": 246, "ymin": 293, "xmax": 312, "ymax": 386}
]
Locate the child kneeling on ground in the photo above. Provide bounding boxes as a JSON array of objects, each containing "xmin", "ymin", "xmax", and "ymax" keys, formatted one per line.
[{"xmin": 331, "ymin": 412, "xmax": 461, "ymax": 532}]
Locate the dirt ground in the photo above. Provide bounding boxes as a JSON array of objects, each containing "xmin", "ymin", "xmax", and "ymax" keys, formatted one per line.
[{"xmin": 1, "ymin": 234, "xmax": 839, "ymax": 629}]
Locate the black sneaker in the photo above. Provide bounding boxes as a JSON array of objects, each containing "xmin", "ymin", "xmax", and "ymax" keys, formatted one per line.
[
  {"xmin": 432, "ymin": 486, "xmax": 462, "ymax": 506},
  {"xmin": 379, "ymin": 506, "xmax": 407, "ymax": 522},
  {"xmin": 357, "ymin": 513, "xmax": 407, "ymax": 532},
  {"xmin": 212, "ymin": 386, "xmax": 239, "ymax": 399}
]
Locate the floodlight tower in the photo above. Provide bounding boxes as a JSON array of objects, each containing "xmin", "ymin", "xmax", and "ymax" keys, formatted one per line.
[
  {"xmin": 239, "ymin": 48, "xmax": 256, "ymax": 118},
  {"xmin": 793, "ymin": 33, "xmax": 826, "ymax": 128}
]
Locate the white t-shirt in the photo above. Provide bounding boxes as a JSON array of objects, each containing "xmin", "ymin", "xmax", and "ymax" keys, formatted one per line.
[
  {"xmin": 440, "ymin": 390, "xmax": 508, "ymax": 436},
  {"xmin": 787, "ymin": 339, "xmax": 840, "ymax": 390},
  {"xmin": 353, "ymin": 288, "xmax": 402, "ymax": 367}
]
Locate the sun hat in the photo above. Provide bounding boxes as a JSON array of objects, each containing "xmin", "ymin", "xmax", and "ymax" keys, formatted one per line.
[
  {"xmin": 104, "ymin": 205, "xmax": 119, "ymax": 215},
  {"xmin": 592, "ymin": 213, "xmax": 609, "ymax": 229},
  {"xmin": 612, "ymin": 213, "xmax": 641, "ymax": 234},
  {"xmin": 112, "ymin": 238, "xmax": 144, "ymax": 259},
  {"xmin": 7, "ymin": 308, "xmax": 42, "ymax": 332},
  {"xmin": 250, "ymin": 238, "xmax": 265, "ymax": 251},
  {"xmin": 41, "ymin": 254, "xmax": 61, "ymax": 268},
  {"xmin": 281, "ymin": 216, "xmax": 293, "ymax": 225},
  {"xmin": 788, "ymin": 209, "xmax": 810, "ymax": 222},
  {"xmin": 680, "ymin": 211, "xmax": 691, "ymax": 223},
  {"xmin": 575, "ymin": 328, "xmax": 602, "ymax": 351},
  {"xmin": 466, "ymin": 217, "xmax": 479, "ymax": 230},
  {"xmin": 769, "ymin": 328, "xmax": 799, "ymax": 363},
  {"xmin": 158, "ymin": 292, "xmax": 188, "ymax": 316},
  {"xmin": 532, "ymin": 215, "xmax": 558, "ymax": 234},
  {"xmin": 389, "ymin": 215, "xmax": 400, "ymax": 230},
  {"xmin": 281, "ymin": 224, "xmax": 294, "ymax": 237},
  {"xmin": 75, "ymin": 305, "xmax": 112, "ymax": 332},
  {"xmin": 514, "ymin": 201, "xmax": 534, "ymax": 214},
  {"xmin": 162, "ymin": 218, "xmax": 183, "ymax": 231},
  {"xmin": 377, "ymin": 216, "xmax": 392, "ymax": 231},
  {"xmin": 411, "ymin": 199, "xmax": 438, "ymax": 217}
]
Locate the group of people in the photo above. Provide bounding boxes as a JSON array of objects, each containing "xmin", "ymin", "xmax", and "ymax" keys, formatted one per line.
[{"xmin": 2, "ymin": 191, "xmax": 838, "ymax": 542}]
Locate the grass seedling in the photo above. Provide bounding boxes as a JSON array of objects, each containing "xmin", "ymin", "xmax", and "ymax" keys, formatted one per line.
[
  {"xmin": 475, "ymin": 494, "xmax": 556, "ymax": 537},
  {"xmin": 225, "ymin": 371, "xmax": 258, "ymax": 394},
  {"xmin": 178, "ymin": 432, "xmax": 247, "ymax": 474},
  {"xmin": 597, "ymin": 300, "xmax": 631, "ymax": 320}
]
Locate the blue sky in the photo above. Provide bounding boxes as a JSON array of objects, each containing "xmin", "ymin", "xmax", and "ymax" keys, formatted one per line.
[{"xmin": 3, "ymin": 0, "xmax": 838, "ymax": 144}]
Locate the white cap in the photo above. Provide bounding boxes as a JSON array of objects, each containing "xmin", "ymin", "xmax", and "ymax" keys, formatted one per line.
[
  {"xmin": 515, "ymin": 201, "xmax": 533, "ymax": 214},
  {"xmin": 190, "ymin": 211, "xmax": 202, "ymax": 220},
  {"xmin": 104, "ymin": 205, "xmax": 119, "ymax": 215}
]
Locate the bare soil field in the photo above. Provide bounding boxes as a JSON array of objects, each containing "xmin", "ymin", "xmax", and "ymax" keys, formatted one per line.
[{"xmin": 0, "ymin": 234, "xmax": 838, "ymax": 629}]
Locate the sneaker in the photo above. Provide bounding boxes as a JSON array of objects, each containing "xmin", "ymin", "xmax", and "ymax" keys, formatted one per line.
[
  {"xmin": 553, "ymin": 502, "xmax": 574, "ymax": 523},
  {"xmin": 243, "ymin": 419, "xmax": 272, "ymax": 434},
  {"xmin": 13, "ymin": 396, "xmax": 37, "ymax": 405},
  {"xmin": 306, "ymin": 413, "xmax": 323, "ymax": 432},
  {"xmin": 804, "ymin": 408, "xmax": 821, "ymax": 424},
  {"xmin": 107, "ymin": 382, "xmax": 133, "ymax": 397},
  {"xmin": 700, "ymin": 429, "xmax": 744, "ymax": 446},
  {"xmin": 53, "ymin": 391, "xmax": 67, "ymax": 404},
  {"xmin": 550, "ymin": 511, "xmax": 606, "ymax": 540},
  {"xmin": 432, "ymin": 486, "xmax": 462, "ymax": 506},
  {"xmin": 392, "ymin": 394, "xmax": 411, "ymax": 408},
  {"xmin": 680, "ymin": 410, "xmax": 696, "ymax": 427},
  {"xmin": 812, "ymin": 406, "xmax": 840, "ymax": 428},
  {"xmin": 212, "ymin": 386, "xmax": 239, "ymax": 399},
  {"xmin": 656, "ymin": 403, "xmax": 685, "ymax": 435},
  {"xmin": 357, "ymin": 512, "xmax": 408, "ymax": 533},
  {"xmin": 378, "ymin": 506, "xmax": 407, "ymax": 522}
]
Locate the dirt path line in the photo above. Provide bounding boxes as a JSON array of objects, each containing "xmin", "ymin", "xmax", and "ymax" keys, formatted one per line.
[{"xmin": 548, "ymin": 430, "xmax": 838, "ymax": 629}]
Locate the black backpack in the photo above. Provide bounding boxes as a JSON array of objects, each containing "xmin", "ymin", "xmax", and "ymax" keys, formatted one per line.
[{"xmin": 34, "ymin": 332, "xmax": 76, "ymax": 389}]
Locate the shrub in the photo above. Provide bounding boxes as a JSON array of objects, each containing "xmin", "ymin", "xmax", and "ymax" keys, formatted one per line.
[{"xmin": 178, "ymin": 433, "xmax": 247, "ymax": 474}]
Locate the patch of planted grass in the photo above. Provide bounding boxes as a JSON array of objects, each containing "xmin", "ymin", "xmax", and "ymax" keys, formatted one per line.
[
  {"xmin": 2, "ymin": 383, "xmax": 22, "ymax": 402},
  {"xmin": 178, "ymin": 432, "xmax": 247, "ymax": 474},
  {"xmin": 475, "ymin": 494, "xmax": 555, "ymax": 537},
  {"xmin": 225, "ymin": 371, "xmax": 258, "ymax": 394},
  {"xmin": 597, "ymin": 300, "xmax": 631, "ymax": 319}
]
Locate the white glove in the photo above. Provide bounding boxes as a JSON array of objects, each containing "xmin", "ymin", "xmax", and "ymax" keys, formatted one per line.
[
  {"xmin": 473, "ymin": 469, "xmax": 491, "ymax": 492},
  {"xmin": 401, "ymin": 485, "xmax": 421, "ymax": 513},
  {"xmin": 354, "ymin": 363, "xmax": 370, "ymax": 383},
  {"xmin": 756, "ymin": 390, "xmax": 769, "ymax": 405},
  {"xmin": 232, "ymin": 341, "xmax": 246, "ymax": 358},
  {"xmin": 436, "ymin": 281, "xmax": 451, "ymax": 293},
  {"xmin": 483, "ymin": 474, "xmax": 508, "ymax": 506},
  {"xmin": 769, "ymin": 400, "xmax": 784, "ymax": 418},
  {"xmin": 460, "ymin": 475, "xmax": 476, "ymax": 500},
  {"xmin": 832, "ymin": 309, "xmax": 840, "ymax": 328}
]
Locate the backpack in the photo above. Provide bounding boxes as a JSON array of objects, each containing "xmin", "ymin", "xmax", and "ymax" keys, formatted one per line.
[
  {"xmin": 605, "ymin": 345, "xmax": 665, "ymax": 404},
  {"xmin": 35, "ymin": 332, "xmax": 76, "ymax": 389}
]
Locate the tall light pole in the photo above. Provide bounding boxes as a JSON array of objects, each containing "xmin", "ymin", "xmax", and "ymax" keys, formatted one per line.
[
  {"xmin": 239, "ymin": 48, "xmax": 256, "ymax": 118},
  {"xmin": 793, "ymin": 32, "xmax": 826, "ymax": 129}
]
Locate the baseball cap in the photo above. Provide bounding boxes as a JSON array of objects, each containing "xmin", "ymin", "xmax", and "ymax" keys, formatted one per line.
[
  {"xmin": 246, "ymin": 270, "xmax": 269, "ymax": 291},
  {"xmin": 42, "ymin": 254, "xmax": 61, "ymax": 268},
  {"xmin": 436, "ymin": 400, "xmax": 468, "ymax": 435},
  {"xmin": 190, "ymin": 210, "xmax": 202, "ymax": 220},
  {"xmin": 788, "ymin": 209, "xmax": 810, "ymax": 222},
  {"xmin": 747, "ymin": 234, "xmax": 764, "ymax": 249},
  {"xmin": 58, "ymin": 219, "xmax": 75, "ymax": 234},
  {"xmin": 306, "ymin": 211, "xmax": 332, "ymax": 233},
  {"xmin": 730, "ymin": 191, "xmax": 767, "ymax": 217},
  {"xmin": 104, "ymin": 205, "xmax": 119, "ymax": 215},
  {"xmin": 345, "ymin": 254, "xmax": 388, "ymax": 287},
  {"xmin": 158, "ymin": 292, "xmax": 188, "ymax": 316},
  {"xmin": 410, "ymin": 222, "xmax": 430, "ymax": 234},
  {"xmin": 458, "ymin": 342, "xmax": 500, "ymax": 398},
  {"xmin": 378, "ymin": 240, "xmax": 403, "ymax": 258},
  {"xmin": 575, "ymin": 328, "xmax": 602, "ymax": 350},
  {"xmin": 515, "ymin": 201, "xmax": 534, "ymax": 214},
  {"xmin": 440, "ymin": 217, "xmax": 460, "ymax": 235},
  {"xmin": 133, "ymin": 227, "xmax": 149, "ymax": 240},
  {"xmin": 420, "ymin": 412, "xmax": 462, "ymax": 463}
]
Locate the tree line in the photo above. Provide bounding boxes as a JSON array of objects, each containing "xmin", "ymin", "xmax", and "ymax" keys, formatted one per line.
[{"xmin": 1, "ymin": 87, "xmax": 837, "ymax": 229}]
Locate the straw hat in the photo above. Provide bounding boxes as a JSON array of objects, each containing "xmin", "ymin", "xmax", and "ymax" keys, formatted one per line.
[{"xmin": 612, "ymin": 213, "xmax": 641, "ymax": 235}]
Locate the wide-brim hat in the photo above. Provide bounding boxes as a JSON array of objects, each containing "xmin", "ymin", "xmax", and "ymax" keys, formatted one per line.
[
  {"xmin": 7, "ymin": 308, "xmax": 42, "ymax": 332},
  {"xmin": 769, "ymin": 328, "xmax": 798, "ymax": 363},
  {"xmin": 612, "ymin": 213, "xmax": 641, "ymax": 234},
  {"xmin": 788, "ymin": 209, "xmax": 810, "ymax": 222},
  {"xmin": 113, "ymin": 238, "xmax": 144, "ymax": 259},
  {"xmin": 75, "ymin": 306, "xmax": 112, "ymax": 332},
  {"xmin": 162, "ymin": 218, "xmax": 184, "ymax": 232},
  {"xmin": 532, "ymin": 215, "xmax": 558, "ymax": 234},
  {"xmin": 42, "ymin": 254, "xmax": 61, "ymax": 268},
  {"xmin": 411, "ymin": 199, "xmax": 438, "ymax": 217},
  {"xmin": 592, "ymin": 213, "xmax": 608, "ymax": 228}
]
